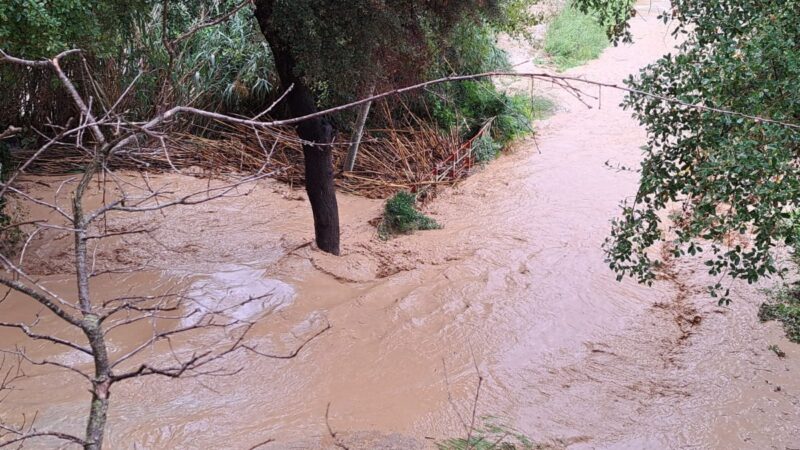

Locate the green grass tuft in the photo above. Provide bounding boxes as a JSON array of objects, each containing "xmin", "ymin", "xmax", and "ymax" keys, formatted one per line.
[
  {"xmin": 379, "ymin": 191, "xmax": 441, "ymax": 238},
  {"xmin": 544, "ymin": 4, "xmax": 609, "ymax": 71},
  {"xmin": 437, "ymin": 418, "xmax": 543, "ymax": 449}
]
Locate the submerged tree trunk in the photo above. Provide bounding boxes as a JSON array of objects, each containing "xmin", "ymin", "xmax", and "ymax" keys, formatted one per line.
[{"xmin": 253, "ymin": 1, "xmax": 340, "ymax": 255}]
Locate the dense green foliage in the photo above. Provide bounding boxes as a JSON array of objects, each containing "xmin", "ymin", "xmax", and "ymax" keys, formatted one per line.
[
  {"xmin": 572, "ymin": 0, "xmax": 635, "ymax": 44},
  {"xmin": 605, "ymin": 0, "xmax": 800, "ymax": 304},
  {"xmin": 0, "ymin": 0, "xmax": 143, "ymax": 58},
  {"xmin": 1, "ymin": 0, "xmax": 540, "ymax": 137},
  {"xmin": 261, "ymin": 0, "xmax": 539, "ymax": 102},
  {"xmin": 380, "ymin": 191, "xmax": 441, "ymax": 238},
  {"xmin": 155, "ymin": 1, "xmax": 276, "ymax": 113},
  {"xmin": 0, "ymin": 1, "xmax": 274, "ymax": 128},
  {"xmin": 544, "ymin": 4, "xmax": 609, "ymax": 70}
]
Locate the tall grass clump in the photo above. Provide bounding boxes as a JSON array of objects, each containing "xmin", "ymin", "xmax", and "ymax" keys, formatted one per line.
[
  {"xmin": 379, "ymin": 191, "xmax": 441, "ymax": 238},
  {"xmin": 544, "ymin": 3, "xmax": 609, "ymax": 70}
]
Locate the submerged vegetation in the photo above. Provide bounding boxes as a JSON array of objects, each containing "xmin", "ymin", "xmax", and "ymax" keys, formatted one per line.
[
  {"xmin": 379, "ymin": 191, "xmax": 441, "ymax": 238},
  {"xmin": 437, "ymin": 418, "xmax": 540, "ymax": 450}
]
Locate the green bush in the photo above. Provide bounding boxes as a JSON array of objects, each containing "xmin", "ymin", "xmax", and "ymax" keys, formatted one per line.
[
  {"xmin": 425, "ymin": 21, "xmax": 553, "ymax": 152},
  {"xmin": 472, "ymin": 132, "xmax": 503, "ymax": 164},
  {"xmin": 544, "ymin": 4, "xmax": 609, "ymax": 70},
  {"xmin": 379, "ymin": 191, "xmax": 441, "ymax": 238},
  {"xmin": 430, "ymin": 81, "xmax": 551, "ymax": 153}
]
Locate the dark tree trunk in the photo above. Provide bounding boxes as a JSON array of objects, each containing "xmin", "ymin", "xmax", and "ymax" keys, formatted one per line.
[{"xmin": 253, "ymin": 1, "xmax": 340, "ymax": 255}]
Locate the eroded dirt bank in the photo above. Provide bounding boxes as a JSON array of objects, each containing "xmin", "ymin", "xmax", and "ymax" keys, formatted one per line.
[{"xmin": 2, "ymin": 1, "xmax": 799, "ymax": 448}]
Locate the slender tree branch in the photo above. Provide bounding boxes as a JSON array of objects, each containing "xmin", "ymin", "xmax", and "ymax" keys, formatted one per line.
[
  {"xmin": 0, "ymin": 430, "xmax": 86, "ymax": 448},
  {"xmin": 0, "ymin": 277, "xmax": 81, "ymax": 328},
  {"xmin": 0, "ymin": 322, "xmax": 91, "ymax": 355},
  {"xmin": 243, "ymin": 323, "xmax": 331, "ymax": 359}
]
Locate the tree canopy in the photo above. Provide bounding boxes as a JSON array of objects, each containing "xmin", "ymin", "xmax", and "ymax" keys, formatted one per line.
[{"xmin": 605, "ymin": 0, "xmax": 800, "ymax": 303}]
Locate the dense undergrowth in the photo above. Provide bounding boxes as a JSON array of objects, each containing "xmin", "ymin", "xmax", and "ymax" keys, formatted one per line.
[
  {"xmin": 425, "ymin": 22, "xmax": 553, "ymax": 164},
  {"xmin": 1, "ymin": 1, "xmax": 558, "ymax": 248}
]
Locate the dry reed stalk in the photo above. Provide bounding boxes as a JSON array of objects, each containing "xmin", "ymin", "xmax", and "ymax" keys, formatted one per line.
[{"xmin": 11, "ymin": 109, "xmax": 491, "ymax": 199}]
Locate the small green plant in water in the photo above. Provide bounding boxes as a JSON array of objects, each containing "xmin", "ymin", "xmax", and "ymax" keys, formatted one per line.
[
  {"xmin": 379, "ymin": 191, "xmax": 441, "ymax": 238},
  {"xmin": 768, "ymin": 344, "xmax": 787, "ymax": 358},
  {"xmin": 437, "ymin": 418, "xmax": 542, "ymax": 450}
]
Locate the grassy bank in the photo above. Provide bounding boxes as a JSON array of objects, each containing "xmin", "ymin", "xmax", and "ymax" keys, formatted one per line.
[{"xmin": 543, "ymin": 4, "xmax": 609, "ymax": 70}]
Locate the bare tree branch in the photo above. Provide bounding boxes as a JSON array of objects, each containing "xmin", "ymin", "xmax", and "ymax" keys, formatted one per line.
[
  {"xmin": 0, "ymin": 431, "xmax": 86, "ymax": 448},
  {"xmin": 243, "ymin": 323, "xmax": 331, "ymax": 359},
  {"xmin": 0, "ymin": 276, "xmax": 81, "ymax": 328},
  {"xmin": 0, "ymin": 322, "xmax": 91, "ymax": 355}
]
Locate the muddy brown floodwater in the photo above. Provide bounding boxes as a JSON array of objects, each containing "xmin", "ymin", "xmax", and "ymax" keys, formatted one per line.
[{"xmin": 2, "ymin": 2, "xmax": 800, "ymax": 448}]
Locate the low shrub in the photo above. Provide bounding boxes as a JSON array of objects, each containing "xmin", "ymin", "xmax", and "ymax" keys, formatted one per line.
[
  {"xmin": 425, "ymin": 21, "xmax": 553, "ymax": 154},
  {"xmin": 379, "ymin": 191, "xmax": 441, "ymax": 238},
  {"xmin": 472, "ymin": 132, "xmax": 503, "ymax": 164},
  {"xmin": 430, "ymin": 81, "xmax": 553, "ymax": 162}
]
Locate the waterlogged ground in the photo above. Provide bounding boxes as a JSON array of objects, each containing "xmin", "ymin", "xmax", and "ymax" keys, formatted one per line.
[{"xmin": 2, "ymin": 2, "xmax": 800, "ymax": 448}]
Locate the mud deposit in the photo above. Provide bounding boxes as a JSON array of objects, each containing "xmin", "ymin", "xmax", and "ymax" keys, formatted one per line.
[{"xmin": 2, "ymin": 2, "xmax": 799, "ymax": 448}]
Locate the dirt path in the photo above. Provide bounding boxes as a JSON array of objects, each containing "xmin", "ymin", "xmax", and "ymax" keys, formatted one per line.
[{"xmin": 3, "ymin": 2, "xmax": 800, "ymax": 448}]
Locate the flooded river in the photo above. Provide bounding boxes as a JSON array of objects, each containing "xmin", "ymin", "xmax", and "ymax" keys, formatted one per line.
[{"xmin": 2, "ymin": 2, "xmax": 799, "ymax": 448}]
